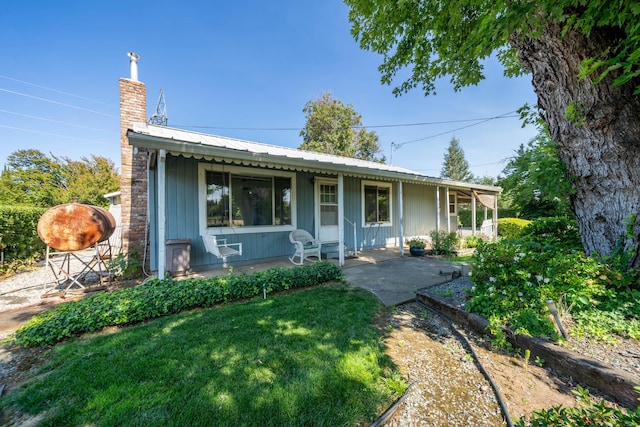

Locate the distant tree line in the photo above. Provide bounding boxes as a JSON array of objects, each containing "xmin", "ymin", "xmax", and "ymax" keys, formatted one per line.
[{"xmin": 0, "ymin": 149, "xmax": 120, "ymax": 209}]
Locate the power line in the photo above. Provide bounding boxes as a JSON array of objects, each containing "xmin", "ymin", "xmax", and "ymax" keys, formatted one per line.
[
  {"xmin": 395, "ymin": 111, "xmax": 518, "ymax": 148},
  {"xmin": 0, "ymin": 74, "xmax": 113, "ymax": 107},
  {"xmin": 173, "ymin": 114, "xmax": 519, "ymax": 132},
  {"xmin": 0, "ymin": 87, "xmax": 118, "ymax": 118},
  {"xmin": 0, "ymin": 109, "xmax": 113, "ymax": 134},
  {"xmin": 0, "ymin": 124, "xmax": 111, "ymax": 145}
]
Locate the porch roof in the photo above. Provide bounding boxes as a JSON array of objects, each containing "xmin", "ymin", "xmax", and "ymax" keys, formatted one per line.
[{"xmin": 127, "ymin": 123, "xmax": 501, "ymax": 193}]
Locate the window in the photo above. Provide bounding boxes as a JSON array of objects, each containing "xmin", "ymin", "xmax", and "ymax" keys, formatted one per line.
[
  {"xmin": 449, "ymin": 193, "xmax": 457, "ymax": 215},
  {"xmin": 362, "ymin": 181, "xmax": 392, "ymax": 225},
  {"xmin": 200, "ymin": 164, "xmax": 295, "ymax": 233}
]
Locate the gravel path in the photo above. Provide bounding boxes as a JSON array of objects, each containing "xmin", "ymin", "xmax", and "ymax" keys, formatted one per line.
[{"xmin": 0, "ymin": 249, "xmax": 101, "ymax": 311}]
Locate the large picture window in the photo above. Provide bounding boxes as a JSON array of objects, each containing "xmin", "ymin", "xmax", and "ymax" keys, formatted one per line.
[
  {"xmin": 201, "ymin": 164, "xmax": 294, "ymax": 233},
  {"xmin": 362, "ymin": 181, "xmax": 392, "ymax": 225}
]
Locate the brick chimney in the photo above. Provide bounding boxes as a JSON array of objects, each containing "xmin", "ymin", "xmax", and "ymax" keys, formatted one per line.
[{"xmin": 119, "ymin": 52, "xmax": 148, "ymax": 260}]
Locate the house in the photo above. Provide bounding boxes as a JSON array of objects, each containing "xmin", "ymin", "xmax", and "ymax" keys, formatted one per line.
[{"xmin": 119, "ymin": 54, "xmax": 500, "ymax": 278}]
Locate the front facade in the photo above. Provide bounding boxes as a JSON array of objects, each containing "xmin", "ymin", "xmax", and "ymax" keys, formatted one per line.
[{"xmin": 119, "ymin": 63, "xmax": 500, "ymax": 278}]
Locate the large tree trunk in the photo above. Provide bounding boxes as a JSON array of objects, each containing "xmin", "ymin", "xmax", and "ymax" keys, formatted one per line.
[{"xmin": 510, "ymin": 23, "xmax": 640, "ymax": 268}]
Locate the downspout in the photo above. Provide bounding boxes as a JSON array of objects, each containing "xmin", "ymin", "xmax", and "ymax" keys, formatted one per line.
[
  {"xmin": 398, "ymin": 181, "xmax": 404, "ymax": 256},
  {"xmin": 157, "ymin": 149, "xmax": 167, "ymax": 279},
  {"xmin": 338, "ymin": 174, "xmax": 345, "ymax": 266},
  {"xmin": 435, "ymin": 186, "xmax": 440, "ymax": 232}
]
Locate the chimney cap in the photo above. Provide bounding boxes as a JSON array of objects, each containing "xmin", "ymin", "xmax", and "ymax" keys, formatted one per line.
[{"xmin": 127, "ymin": 52, "xmax": 140, "ymax": 81}]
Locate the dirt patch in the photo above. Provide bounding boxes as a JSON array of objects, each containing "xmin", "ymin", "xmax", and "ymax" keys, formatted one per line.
[{"xmin": 377, "ymin": 302, "xmax": 628, "ymax": 426}]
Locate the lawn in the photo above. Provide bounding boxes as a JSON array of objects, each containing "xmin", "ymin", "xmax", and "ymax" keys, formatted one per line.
[{"xmin": 1, "ymin": 284, "xmax": 405, "ymax": 426}]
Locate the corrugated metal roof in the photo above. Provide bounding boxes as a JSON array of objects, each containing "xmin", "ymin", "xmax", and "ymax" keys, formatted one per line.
[{"xmin": 128, "ymin": 123, "xmax": 501, "ymax": 192}]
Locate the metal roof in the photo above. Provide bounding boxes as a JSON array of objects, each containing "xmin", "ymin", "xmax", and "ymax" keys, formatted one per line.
[{"xmin": 127, "ymin": 123, "xmax": 501, "ymax": 192}]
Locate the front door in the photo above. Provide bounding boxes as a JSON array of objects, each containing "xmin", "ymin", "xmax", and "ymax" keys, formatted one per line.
[{"xmin": 316, "ymin": 179, "xmax": 339, "ymax": 243}]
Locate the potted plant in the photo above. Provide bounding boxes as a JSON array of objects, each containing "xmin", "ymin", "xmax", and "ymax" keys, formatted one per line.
[{"xmin": 406, "ymin": 237, "xmax": 426, "ymax": 257}]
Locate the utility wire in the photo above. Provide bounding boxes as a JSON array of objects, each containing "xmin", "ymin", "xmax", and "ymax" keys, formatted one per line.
[
  {"xmin": 395, "ymin": 111, "xmax": 518, "ymax": 148},
  {"xmin": 0, "ymin": 74, "xmax": 113, "ymax": 107},
  {"xmin": 0, "ymin": 87, "xmax": 118, "ymax": 118},
  {"xmin": 0, "ymin": 109, "xmax": 114, "ymax": 134},
  {"xmin": 0, "ymin": 124, "xmax": 110, "ymax": 145}
]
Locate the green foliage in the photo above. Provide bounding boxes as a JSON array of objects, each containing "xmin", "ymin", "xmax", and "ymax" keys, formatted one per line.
[
  {"xmin": 498, "ymin": 130, "xmax": 573, "ymax": 219},
  {"xmin": 497, "ymin": 218, "xmax": 532, "ymax": 239},
  {"xmin": 462, "ymin": 235, "xmax": 485, "ymax": 249},
  {"xmin": 429, "ymin": 230, "xmax": 459, "ymax": 255},
  {"xmin": 515, "ymin": 386, "xmax": 640, "ymax": 426},
  {"xmin": 13, "ymin": 261, "xmax": 343, "ymax": 347},
  {"xmin": 299, "ymin": 92, "xmax": 385, "ymax": 162},
  {"xmin": 457, "ymin": 208, "xmax": 519, "ymax": 228},
  {"xmin": 440, "ymin": 136, "xmax": 473, "ymax": 182},
  {"xmin": 0, "ymin": 149, "xmax": 119, "ymax": 208},
  {"xmin": 346, "ymin": 1, "xmax": 640, "ymax": 96},
  {"xmin": 406, "ymin": 237, "xmax": 426, "ymax": 248},
  {"xmin": 0, "ymin": 205, "xmax": 46, "ymax": 265},
  {"xmin": 468, "ymin": 216, "xmax": 639, "ymax": 344},
  {"xmin": 106, "ymin": 252, "xmax": 142, "ymax": 279}
]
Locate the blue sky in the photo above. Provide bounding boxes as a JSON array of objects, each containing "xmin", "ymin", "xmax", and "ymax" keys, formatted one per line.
[{"xmin": 0, "ymin": 1, "xmax": 538, "ymax": 178}]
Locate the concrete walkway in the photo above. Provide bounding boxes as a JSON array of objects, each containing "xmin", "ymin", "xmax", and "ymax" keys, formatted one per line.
[{"xmin": 343, "ymin": 256, "xmax": 470, "ymax": 306}]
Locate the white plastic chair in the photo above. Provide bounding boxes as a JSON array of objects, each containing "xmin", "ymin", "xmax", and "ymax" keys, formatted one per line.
[
  {"xmin": 202, "ymin": 235, "xmax": 242, "ymax": 268},
  {"xmin": 289, "ymin": 229, "xmax": 322, "ymax": 265}
]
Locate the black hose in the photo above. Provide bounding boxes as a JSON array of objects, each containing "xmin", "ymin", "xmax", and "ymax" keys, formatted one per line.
[{"xmin": 415, "ymin": 299, "xmax": 515, "ymax": 427}]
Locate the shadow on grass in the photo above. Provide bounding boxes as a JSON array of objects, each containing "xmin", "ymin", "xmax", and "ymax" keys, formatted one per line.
[{"xmin": 1, "ymin": 284, "xmax": 404, "ymax": 426}]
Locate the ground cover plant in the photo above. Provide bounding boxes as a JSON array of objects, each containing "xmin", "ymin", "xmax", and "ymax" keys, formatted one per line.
[
  {"xmin": 1, "ymin": 284, "xmax": 406, "ymax": 426},
  {"xmin": 467, "ymin": 217, "xmax": 640, "ymax": 345},
  {"xmin": 12, "ymin": 261, "xmax": 342, "ymax": 347}
]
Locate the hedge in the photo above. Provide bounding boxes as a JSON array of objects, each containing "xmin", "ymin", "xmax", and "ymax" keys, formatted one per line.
[
  {"xmin": 0, "ymin": 205, "xmax": 46, "ymax": 262},
  {"xmin": 13, "ymin": 261, "xmax": 343, "ymax": 347},
  {"xmin": 497, "ymin": 218, "xmax": 532, "ymax": 239}
]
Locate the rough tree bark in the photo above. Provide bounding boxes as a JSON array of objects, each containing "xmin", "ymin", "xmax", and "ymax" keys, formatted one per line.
[{"xmin": 510, "ymin": 23, "xmax": 640, "ymax": 268}]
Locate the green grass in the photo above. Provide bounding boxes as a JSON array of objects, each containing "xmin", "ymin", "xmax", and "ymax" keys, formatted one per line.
[
  {"xmin": 1, "ymin": 284, "xmax": 405, "ymax": 426},
  {"xmin": 443, "ymin": 254, "xmax": 474, "ymax": 264}
]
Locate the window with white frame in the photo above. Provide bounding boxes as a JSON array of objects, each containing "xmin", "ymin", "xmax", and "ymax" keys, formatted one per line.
[
  {"xmin": 200, "ymin": 164, "xmax": 295, "ymax": 233},
  {"xmin": 449, "ymin": 193, "xmax": 457, "ymax": 215},
  {"xmin": 362, "ymin": 181, "xmax": 392, "ymax": 225}
]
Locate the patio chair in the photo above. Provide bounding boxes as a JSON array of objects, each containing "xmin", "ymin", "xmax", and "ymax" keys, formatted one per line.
[
  {"xmin": 202, "ymin": 235, "xmax": 242, "ymax": 268},
  {"xmin": 480, "ymin": 219, "xmax": 494, "ymax": 237},
  {"xmin": 289, "ymin": 229, "xmax": 322, "ymax": 265}
]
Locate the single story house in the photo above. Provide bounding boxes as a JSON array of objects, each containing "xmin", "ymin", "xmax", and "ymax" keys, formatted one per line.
[{"xmin": 118, "ymin": 55, "xmax": 500, "ymax": 278}]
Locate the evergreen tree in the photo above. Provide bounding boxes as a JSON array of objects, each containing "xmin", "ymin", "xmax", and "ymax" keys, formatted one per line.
[{"xmin": 440, "ymin": 137, "xmax": 473, "ymax": 182}]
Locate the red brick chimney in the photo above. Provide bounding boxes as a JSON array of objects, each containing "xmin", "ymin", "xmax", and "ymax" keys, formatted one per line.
[{"xmin": 119, "ymin": 52, "xmax": 148, "ymax": 260}]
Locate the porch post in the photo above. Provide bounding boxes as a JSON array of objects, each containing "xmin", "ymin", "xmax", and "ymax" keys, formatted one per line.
[
  {"xmin": 494, "ymin": 192, "xmax": 499, "ymax": 239},
  {"xmin": 157, "ymin": 149, "xmax": 167, "ymax": 279},
  {"xmin": 471, "ymin": 193, "xmax": 477, "ymax": 236},
  {"xmin": 445, "ymin": 187, "xmax": 451, "ymax": 232},
  {"xmin": 338, "ymin": 174, "xmax": 345, "ymax": 266},
  {"xmin": 398, "ymin": 181, "xmax": 404, "ymax": 256},
  {"xmin": 435, "ymin": 186, "xmax": 440, "ymax": 232}
]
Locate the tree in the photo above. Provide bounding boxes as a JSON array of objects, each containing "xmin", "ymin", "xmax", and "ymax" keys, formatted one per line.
[
  {"xmin": 299, "ymin": 92, "xmax": 385, "ymax": 162},
  {"xmin": 345, "ymin": 1, "xmax": 640, "ymax": 267},
  {"xmin": 440, "ymin": 136, "xmax": 473, "ymax": 181},
  {"xmin": 0, "ymin": 150, "xmax": 119, "ymax": 208},
  {"xmin": 499, "ymin": 130, "xmax": 573, "ymax": 219}
]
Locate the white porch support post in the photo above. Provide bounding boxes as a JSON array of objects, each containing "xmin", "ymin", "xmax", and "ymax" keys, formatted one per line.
[
  {"xmin": 398, "ymin": 180, "xmax": 404, "ymax": 256},
  {"xmin": 471, "ymin": 193, "xmax": 477, "ymax": 236},
  {"xmin": 338, "ymin": 173, "xmax": 345, "ymax": 266},
  {"xmin": 157, "ymin": 149, "xmax": 167, "ymax": 279},
  {"xmin": 435, "ymin": 186, "xmax": 441, "ymax": 232},
  {"xmin": 494, "ymin": 193, "xmax": 499, "ymax": 239},
  {"xmin": 445, "ymin": 187, "xmax": 451, "ymax": 232}
]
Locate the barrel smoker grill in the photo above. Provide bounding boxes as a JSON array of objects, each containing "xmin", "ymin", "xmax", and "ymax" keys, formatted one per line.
[{"xmin": 37, "ymin": 203, "xmax": 117, "ymax": 295}]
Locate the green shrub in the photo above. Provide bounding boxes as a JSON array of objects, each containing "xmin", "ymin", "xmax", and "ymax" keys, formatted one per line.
[
  {"xmin": 0, "ymin": 205, "xmax": 46, "ymax": 262},
  {"xmin": 497, "ymin": 218, "xmax": 531, "ymax": 239},
  {"xmin": 429, "ymin": 230, "xmax": 460, "ymax": 255},
  {"xmin": 462, "ymin": 235, "xmax": 485, "ymax": 249},
  {"xmin": 13, "ymin": 261, "xmax": 343, "ymax": 347},
  {"xmin": 458, "ymin": 208, "xmax": 519, "ymax": 228},
  {"xmin": 520, "ymin": 216, "xmax": 582, "ymax": 250}
]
